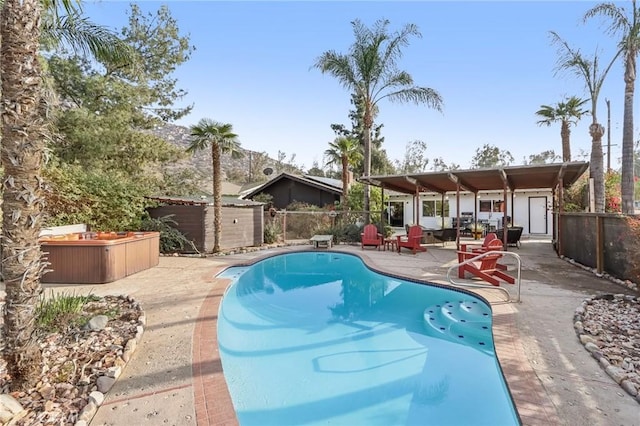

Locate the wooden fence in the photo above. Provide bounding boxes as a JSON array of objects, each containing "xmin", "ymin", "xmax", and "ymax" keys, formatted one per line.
[{"xmin": 557, "ymin": 212, "xmax": 640, "ymax": 283}]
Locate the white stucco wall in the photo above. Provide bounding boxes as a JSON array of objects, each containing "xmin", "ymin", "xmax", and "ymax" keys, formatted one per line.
[{"xmin": 388, "ymin": 189, "xmax": 553, "ymax": 235}]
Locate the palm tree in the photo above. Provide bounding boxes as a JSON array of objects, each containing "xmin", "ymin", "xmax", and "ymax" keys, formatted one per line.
[
  {"xmin": 1, "ymin": 0, "xmax": 132, "ymax": 390},
  {"xmin": 187, "ymin": 119, "xmax": 243, "ymax": 253},
  {"xmin": 585, "ymin": 1, "xmax": 639, "ymax": 214},
  {"xmin": 1, "ymin": 0, "xmax": 48, "ymax": 390},
  {"xmin": 324, "ymin": 136, "xmax": 362, "ymax": 203},
  {"xmin": 535, "ymin": 96, "xmax": 588, "ymax": 162},
  {"xmin": 550, "ymin": 31, "xmax": 621, "ymax": 213},
  {"xmin": 313, "ymin": 19, "xmax": 443, "ymax": 223}
]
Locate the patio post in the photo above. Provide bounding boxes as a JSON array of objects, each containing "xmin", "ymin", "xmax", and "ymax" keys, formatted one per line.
[
  {"xmin": 456, "ymin": 184, "xmax": 461, "ymax": 248},
  {"xmin": 502, "ymin": 184, "xmax": 508, "ymax": 250}
]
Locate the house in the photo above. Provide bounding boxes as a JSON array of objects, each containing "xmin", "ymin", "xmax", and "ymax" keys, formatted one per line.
[
  {"xmin": 385, "ymin": 189, "xmax": 554, "ymax": 235},
  {"xmin": 362, "ymin": 162, "xmax": 589, "ymax": 237},
  {"xmin": 241, "ymin": 172, "xmax": 342, "ymax": 209}
]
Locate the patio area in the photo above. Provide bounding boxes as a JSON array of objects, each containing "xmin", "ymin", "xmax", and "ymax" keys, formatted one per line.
[{"xmin": 61, "ymin": 238, "xmax": 639, "ymax": 426}]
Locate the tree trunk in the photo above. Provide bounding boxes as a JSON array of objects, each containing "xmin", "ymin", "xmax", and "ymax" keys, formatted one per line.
[
  {"xmin": 560, "ymin": 120, "xmax": 571, "ymax": 162},
  {"xmin": 212, "ymin": 142, "xmax": 221, "ymax": 252},
  {"xmin": 1, "ymin": 0, "xmax": 46, "ymax": 390},
  {"xmin": 363, "ymin": 100, "xmax": 373, "ymax": 224},
  {"xmin": 621, "ymin": 54, "xmax": 636, "ymax": 215},
  {"xmin": 589, "ymin": 123, "xmax": 606, "ymax": 213},
  {"xmin": 341, "ymin": 155, "xmax": 348, "ymax": 202}
]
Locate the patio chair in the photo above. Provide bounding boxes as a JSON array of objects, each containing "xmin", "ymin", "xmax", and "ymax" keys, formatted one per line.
[
  {"xmin": 459, "ymin": 232, "xmax": 499, "ymax": 253},
  {"xmin": 432, "ymin": 228, "xmax": 457, "ymax": 246},
  {"xmin": 460, "ymin": 234, "xmax": 508, "ymax": 271},
  {"xmin": 457, "ymin": 251, "xmax": 515, "ymax": 287},
  {"xmin": 397, "ymin": 225, "xmax": 426, "ymax": 254},
  {"xmin": 360, "ymin": 224, "xmax": 383, "ymax": 250},
  {"xmin": 496, "ymin": 226, "xmax": 524, "ymax": 248}
]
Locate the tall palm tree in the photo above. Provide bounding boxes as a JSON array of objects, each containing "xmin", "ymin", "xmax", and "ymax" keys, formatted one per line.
[
  {"xmin": 550, "ymin": 31, "xmax": 621, "ymax": 213},
  {"xmin": 313, "ymin": 19, "xmax": 443, "ymax": 223},
  {"xmin": 324, "ymin": 136, "xmax": 362, "ymax": 203},
  {"xmin": 585, "ymin": 1, "xmax": 639, "ymax": 214},
  {"xmin": 1, "ymin": 0, "xmax": 132, "ymax": 390},
  {"xmin": 187, "ymin": 119, "xmax": 243, "ymax": 253},
  {"xmin": 1, "ymin": 0, "xmax": 48, "ymax": 390},
  {"xmin": 535, "ymin": 96, "xmax": 588, "ymax": 162}
]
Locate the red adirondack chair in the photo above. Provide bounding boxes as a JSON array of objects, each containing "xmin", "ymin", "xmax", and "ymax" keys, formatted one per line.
[
  {"xmin": 459, "ymin": 232, "xmax": 498, "ymax": 253},
  {"xmin": 397, "ymin": 225, "xmax": 426, "ymax": 254},
  {"xmin": 361, "ymin": 224, "xmax": 383, "ymax": 250},
  {"xmin": 457, "ymin": 251, "xmax": 515, "ymax": 286},
  {"xmin": 460, "ymin": 232, "xmax": 507, "ymax": 271}
]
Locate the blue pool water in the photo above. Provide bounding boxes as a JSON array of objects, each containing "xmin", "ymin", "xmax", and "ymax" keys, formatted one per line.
[{"xmin": 217, "ymin": 252, "xmax": 520, "ymax": 425}]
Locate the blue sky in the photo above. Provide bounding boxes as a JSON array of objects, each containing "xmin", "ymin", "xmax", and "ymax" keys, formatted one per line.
[{"xmin": 84, "ymin": 1, "xmax": 632, "ymax": 171}]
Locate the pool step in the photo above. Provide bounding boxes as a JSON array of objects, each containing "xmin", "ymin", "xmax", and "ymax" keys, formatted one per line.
[{"xmin": 423, "ymin": 299, "xmax": 493, "ymax": 352}]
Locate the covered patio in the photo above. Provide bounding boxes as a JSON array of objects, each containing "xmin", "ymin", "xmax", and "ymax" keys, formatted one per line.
[{"xmin": 360, "ymin": 161, "xmax": 589, "ymax": 249}]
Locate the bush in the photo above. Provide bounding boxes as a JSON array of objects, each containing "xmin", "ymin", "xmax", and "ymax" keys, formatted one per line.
[
  {"xmin": 312, "ymin": 223, "xmax": 362, "ymax": 244},
  {"xmin": 44, "ymin": 162, "xmax": 149, "ymax": 231},
  {"xmin": 264, "ymin": 221, "xmax": 281, "ymax": 244},
  {"xmin": 36, "ymin": 290, "xmax": 99, "ymax": 333},
  {"xmin": 283, "ymin": 202, "xmax": 332, "ymax": 239},
  {"xmin": 139, "ymin": 214, "xmax": 197, "ymax": 253}
]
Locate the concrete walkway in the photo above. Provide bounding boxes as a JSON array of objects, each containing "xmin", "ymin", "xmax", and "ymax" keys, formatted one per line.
[{"xmin": 48, "ymin": 240, "xmax": 639, "ymax": 426}]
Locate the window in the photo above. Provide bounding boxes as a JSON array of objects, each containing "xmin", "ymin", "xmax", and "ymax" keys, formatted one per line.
[
  {"xmin": 479, "ymin": 199, "xmax": 504, "ymax": 213},
  {"xmin": 422, "ymin": 200, "xmax": 450, "ymax": 217},
  {"xmin": 479, "ymin": 200, "xmax": 492, "ymax": 212}
]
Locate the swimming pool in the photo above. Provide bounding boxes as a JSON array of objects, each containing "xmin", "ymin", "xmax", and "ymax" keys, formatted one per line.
[{"xmin": 217, "ymin": 251, "xmax": 520, "ymax": 425}]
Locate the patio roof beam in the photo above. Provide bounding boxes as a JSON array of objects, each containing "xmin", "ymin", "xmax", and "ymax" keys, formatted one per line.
[
  {"xmin": 414, "ymin": 177, "xmax": 446, "ymax": 194},
  {"xmin": 448, "ymin": 173, "xmax": 478, "ymax": 193},
  {"xmin": 554, "ymin": 164, "xmax": 567, "ymax": 189},
  {"xmin": 357, "ymin": 177, "xmax": 415, "ymax": 194},
  {"xmin": 498, "ymin": 169, "xmax": 513, "ymax": 191},
  {"xmin": 381, "ymin": 183, "xmax": 416, "ymax": 194},
  {"xmin": 405, "ymin": 176, "xmax": 418, "ymax": 186}
]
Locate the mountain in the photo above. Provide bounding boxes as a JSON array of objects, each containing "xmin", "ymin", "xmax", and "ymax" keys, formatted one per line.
[{"xmin": 149, "ymin": 123, "xmax": 303, "ymax": 194}]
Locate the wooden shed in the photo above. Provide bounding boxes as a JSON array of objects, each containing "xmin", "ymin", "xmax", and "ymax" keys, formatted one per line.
[{"xmin": 146, "ymin": 196, "xmax": 264, "ymax": 253}]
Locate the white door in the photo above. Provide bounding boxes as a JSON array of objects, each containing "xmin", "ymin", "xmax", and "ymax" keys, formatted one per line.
[{"xmin": 529, "ymin": 196, "xmax": 548, "ymax": 234}]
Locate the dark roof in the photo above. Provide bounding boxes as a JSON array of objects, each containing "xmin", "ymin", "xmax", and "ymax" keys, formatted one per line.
[
  {"xmin": 359, "ymin": 162, "xmax": 589, "ymax": 194},
  {"xmin": 241, "ymin": 172, "xmax": 342, "ymax": 199},
  {"xmin": 146, "ymin": 195, "xmax": 263, "ymax": 207},
  {"xmin": 303, "ymin": 175, "xmax": 343, "ymax": 189}
]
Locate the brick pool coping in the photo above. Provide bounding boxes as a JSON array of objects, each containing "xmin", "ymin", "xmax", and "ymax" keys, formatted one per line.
[{"xmin": 193, "ymin": 263, "xmax": 560, "ymax": 425}]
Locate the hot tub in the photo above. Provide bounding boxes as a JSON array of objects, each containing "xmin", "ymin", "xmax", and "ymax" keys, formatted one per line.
[{"xmin": 39, "ymin": 231, "xmax": 160, "ymax": 284}]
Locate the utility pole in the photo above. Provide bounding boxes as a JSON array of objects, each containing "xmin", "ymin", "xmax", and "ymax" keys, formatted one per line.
[{"xmin": 606, "ymin": 98, "xmax": 611, "ymax": 171}]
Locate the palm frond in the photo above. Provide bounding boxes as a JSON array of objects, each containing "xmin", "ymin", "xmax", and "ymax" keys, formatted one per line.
[
  {"xmin": 42, "ymin": 12, "xmax": 134, "ymax": 65},
  {"xmin": 584, "ymin": 2, "xmax": 630, "ymax": 37},
  {"xmin": 312, "ymin": 51, "xmax": 358, "ymax": 91},
  {"xmin": 187, "ymin": 119, "xmax": 242, "ymax": 157},
  {"xmin": 383, "ymin": 87, "xmax": 444, "ymax": 111}
]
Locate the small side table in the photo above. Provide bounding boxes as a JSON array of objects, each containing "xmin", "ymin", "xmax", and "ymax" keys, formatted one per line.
[
  {"xmin": 384, "ymin": 238, "xmax": 397, "ymax": 252},
  {"xmin": 310, "ymin": 234, "xmax": 333, "ymax": 249}
]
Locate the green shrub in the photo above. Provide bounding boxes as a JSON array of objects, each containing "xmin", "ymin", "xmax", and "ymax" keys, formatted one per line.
[
  {"xmin": 44, "ymin": 162, "xmax": 149, "ymax": 231},
  {"xmin": 341, "ymin": 224, "xmax": 363, "ymax": 242},
  {"xmin": 36, "ymin": 290, "xmax": 99, "ymax": 333},
  {"xmin": 312, "ymin": 223, "xmax": 361, "ymax": 244},
  {"xmin": 283, "ymin": 202, "xmax": 330, "ymax": 239},
  {"xmin": 140, "ymin": 214, "xmax": 197, "ymax": 253},
  {"xmin": 264, "ymin": 221, "xmax": 281, "ymax": 244}
]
